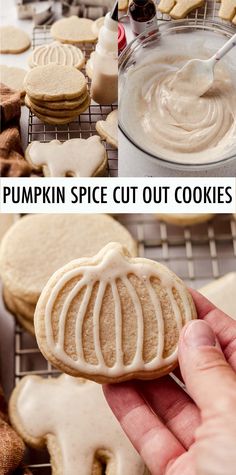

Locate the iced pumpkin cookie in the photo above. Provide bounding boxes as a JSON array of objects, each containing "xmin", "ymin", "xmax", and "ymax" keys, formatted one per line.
[
  {"xmin": 35, "ymin": 242, "xmax": 196, "ymax": 383},
  {"xmin": 9, "ymin": 375, "xmax": 147, "ymax": 475},
  {"xmin": 28, "ymin": 41, "xmax": 85, "ymax": 70}
]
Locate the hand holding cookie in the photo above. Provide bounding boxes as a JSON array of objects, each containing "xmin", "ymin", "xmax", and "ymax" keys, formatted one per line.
[
  {"xmin": 104, "ymin": 291, "xmax": 236, "ymax": 475},
  {"xmin": 34, "ymin": 242, "xmax": 196, "ymax": 383}
]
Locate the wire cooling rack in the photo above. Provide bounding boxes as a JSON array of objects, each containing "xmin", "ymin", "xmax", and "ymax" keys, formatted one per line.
[
  {"xmin": 4, "ymin": 213, "xmax": 234, "ymax": 473},
  {"xmin": 155, "ymin": 0, "xmax": 235, "ymax": 26},
  {"xmin": 27, "ymin": 26, "xmax": 118, "ymax": 177}
]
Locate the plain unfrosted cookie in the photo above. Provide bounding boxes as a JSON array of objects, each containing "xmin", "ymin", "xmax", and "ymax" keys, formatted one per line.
[
  {"xmin": 26, "ymin": 96, "xmax": 90, "ymax": 125},
  {"xmin": 0, "ymin": 65, "xmax": 27, "ymax": 98},
  {"xmin": 10, "ymin": 375, "xmax": 147, "ymax": 475},
  {"xmin": 156, "ymin": 214, "xmax": 215, "ymax": 226},
  {"xmin": 0, "ymin": 214, "xmax": 18, "ymax": 242},
  {"xmin": 28, "ymin": 41, "xmax": 85, "ymax": 70},
  {"xmin": 86, "ymin": 51, "xmax": 96, "ymax": 79},
  {"xmin": 157, "ymin": 0, "xmax": 204, "ymax": 18},
  {"xmin": 30, "ymin": 92, "xmax": 88, "ymax": 110},
  {"xmin": 25, "ymin": 94, "xmax": 90, "ymax": 119},
  {"xmin": 96, "ymin": 109, "xmax": 118, "ymax": 148},
  {"xmin": 0, "ymin": 214, "xmax": 137, "ymax": 306},
  {"xmin": 92, "ymin": 17, "xmax": 105, "ymax": 35},
  {"xmin": 51, "ymin": 16, "xmax": 98, "ymax": 44},
  {"xmin": 0, "ymin": 26, "xmax": 31, "ymax": 54},
  {"xmin": 25, "ymin": 136, "xmax": 107, "ymax": 177},
  {"xmin": 199, "ymin": 273, "xmax": 236, "ymax": 320},
  {"xmin": 35, "ymin": 242, "xmax": 196, "ymax": 383},
  {"xmin": 24, "ymin": 64, "xmax": 87, "ymax": 101},
  {"xmin": 119, "ymin": 0, "xmax": 129, "ymax": 10},
  {"xmin": 219, "ymin": 0, "xmax": 236, "ymax": 24}
]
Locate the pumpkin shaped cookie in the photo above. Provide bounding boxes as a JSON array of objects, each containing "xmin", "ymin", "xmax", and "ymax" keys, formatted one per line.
[{"xmin": 35, "ymin": 242, "xmax": 196, "ymax": 383}]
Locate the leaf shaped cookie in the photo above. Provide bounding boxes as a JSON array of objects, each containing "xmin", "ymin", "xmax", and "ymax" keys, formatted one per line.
[
  {"xmin": 157, "ymin": 0, "xmax": 204, "ymax": 19},
  {"xmin": 35, "ymin": 242, "xmax": 196, "ymax": 383}
]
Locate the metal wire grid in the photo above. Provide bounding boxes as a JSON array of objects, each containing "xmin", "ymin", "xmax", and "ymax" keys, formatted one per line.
[
  {"xmin": 156, "ymin": 0, "xmax": 235, "ymax": 26},
  {"xmin": 27, "ymin": 26, "xmax": 118, "ymax": 177},
  {"xmin": 12, "ymin": 213, "xmax": 236, "ymax": 473}
]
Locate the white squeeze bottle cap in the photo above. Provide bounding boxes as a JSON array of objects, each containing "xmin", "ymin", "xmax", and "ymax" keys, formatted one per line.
[{"xmin": 96, "ymin": 11, "xmax": 118, "ymax": 57}]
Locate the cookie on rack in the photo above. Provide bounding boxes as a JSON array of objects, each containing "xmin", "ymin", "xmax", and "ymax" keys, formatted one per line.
[
  {"xmin": 86, "ymin": 51, "xmax": 96, "ymax": 79},
  {"xmin": 0, "ymin": 65, "xmax": 27, "ymax": 99},
  {"xmin": 0, "ymin": 215, "xmax": 137, "ymax": 334},
  {"xmin": 24, "ymin": 64, "xmax": 87, "ymax": 102},
  {"xmin": 157, "ymin": 0, "xmax": 205, "ymax": 19},
  {"xmin": 35, "ymin": 242, "xmax": 196, "ymax": 383},
  {"xmin": 28, "ymin": 41, "xmax": 85, "ymax": 70},
  {"xmin": 9, "ymin": 374, "xmax": 147, "ymax": 475},
  {"xmin": 0, "ymin": 26, "xmax": 31, "ymax": 53},
  {"xmin": 25, "ymin": 136, "xmax": 108, "ymax": 177},
  {"xmin": 51, "ymin": 16, "xmax": 98, "ymax": 44},
  {"xmin": 92, "ymin": 16, "xmax": 105, "ymax": 35},
  {"xmin": 24, "ymin": 64, "xmax": 90, "ymax": 124},
  {"xmin": 219, "ymin": 0, "xmax": 236, "ymax": 24},
  {"xmin": 155, "ymin": 214, "xmax": 215, "ymax": 226},
  {"xmin": 96, "ymin": 109, "xmax": 118, "ymax": 149},
  {"xmin": 199, "ymin": 272, "xmax": 236, "ymax": 320}
]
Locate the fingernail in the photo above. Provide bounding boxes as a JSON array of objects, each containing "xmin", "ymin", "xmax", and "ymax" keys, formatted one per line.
[{"xmin": 183, "ymin": 320, "xmax": 216, "ymax": 348}]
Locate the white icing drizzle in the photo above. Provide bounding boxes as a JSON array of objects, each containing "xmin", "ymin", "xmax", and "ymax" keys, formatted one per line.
[
  {"xmin": 16, "ymin": 375, "xmax": 146, "ymax": 475},
  {"xmin": 43, "ymin": 243, "xmax": 194, "ymax": 377},
  {"xmin": 30, "ymin": 41, "xmax": 84, "ymax": 68}
]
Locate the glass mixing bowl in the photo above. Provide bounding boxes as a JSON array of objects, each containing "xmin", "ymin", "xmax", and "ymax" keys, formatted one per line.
[{"xmin": 119, "ymin": 20, "xmax": 236, "ymax": 176}]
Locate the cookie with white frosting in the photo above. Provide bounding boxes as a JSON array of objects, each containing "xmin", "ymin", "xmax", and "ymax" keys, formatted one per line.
[
  {"xmin": 25, "ymin": 136, "xmax": 107, "ymax": 177},
  {"xmin": 10, "ymin": 375, "xmax": 148, "ymax": 475},
  {"xmin": 35, "ymin": 242, "xmax": 196, "ymax": 383}
]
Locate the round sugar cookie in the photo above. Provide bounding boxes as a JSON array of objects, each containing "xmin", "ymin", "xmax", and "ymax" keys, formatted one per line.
[
  {"xmin": 35, "ymin": 242, "xmax": 197, "ymax": 383},
  {"xmin": 26, "ymin": 95, "xmax": 90, "ymax": 125},
  {"xmin": 30, "ymin": 92, "xmax": 88, "ymax": 110},
  {"xmin": 0, "ymin": 26, "xmax": 31, "ymax": 54},
  {"xmin": 24, "ymin": 64, "xmax": 87, "ymax": 101},
  {"xmin": 51, "ymin": 16, "xmax": 98, "ymax": 44},
  {"xmin": 3, "ymin": 287, "xmax": 35, "ymax": 321},
  {"xmin": 156, "ymin": 214, "xmax": 215, "ymax": 226},
  {"xmin": 0, "ymin": 65, "xmax": 27, "ymax": 97},
  {"xmin": 28, "ymin": 41, "xmax": 85, "ymax": 70},
  {"xmin": 25, "ymin": 94, "xmax": 90, "ymax": 118},
  {"xmin": 0, "ymin": 214, "xmax": 137, "ymax": 305}
]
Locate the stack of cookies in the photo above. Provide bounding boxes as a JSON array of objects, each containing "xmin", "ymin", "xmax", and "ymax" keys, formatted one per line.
[
  {"xmin": 0, "ymin": 214, "xmax": 137, "ymax": 334},
  {"xmin": 24, "ymin": 64, "xmax": 90, "ymax": 125}
]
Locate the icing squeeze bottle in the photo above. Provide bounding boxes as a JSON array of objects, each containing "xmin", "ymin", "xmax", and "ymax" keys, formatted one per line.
[{"xmin": 91, "ymin": 2, "xmax": 118, "ymax": 105}]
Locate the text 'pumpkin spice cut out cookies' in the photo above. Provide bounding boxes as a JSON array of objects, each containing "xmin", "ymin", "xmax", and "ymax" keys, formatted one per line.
[
  {"xmin": 35, "ymin": 242, "xmax": 197, "ymax": 383},
  {"xmin": 9, "ymin": 375, "xmax": 148, "ymax": 475}
]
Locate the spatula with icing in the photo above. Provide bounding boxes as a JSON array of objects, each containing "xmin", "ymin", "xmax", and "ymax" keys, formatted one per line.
[{"xmin": 169, "ymin": 32, "xmax": 236, "ymax": 97}]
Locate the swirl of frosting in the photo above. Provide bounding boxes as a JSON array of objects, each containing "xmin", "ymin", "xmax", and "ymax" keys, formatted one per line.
[
  {"xmin": 121, "ymin": 54, "xmax": 236, "ymax": 164},
  {"xmin": 28, "ymin": 41, "xmax": 85, "ymax": 70}
]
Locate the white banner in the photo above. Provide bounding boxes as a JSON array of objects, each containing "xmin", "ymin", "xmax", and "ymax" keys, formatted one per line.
[{"xmin": 0, "ymin": 177, "xmax": 235, "ymax": 214}]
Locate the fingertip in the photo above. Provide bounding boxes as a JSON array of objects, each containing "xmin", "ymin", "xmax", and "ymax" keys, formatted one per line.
[{"xmin": 188, "ymin": 288, "xmax": 216, "ymax": 319}]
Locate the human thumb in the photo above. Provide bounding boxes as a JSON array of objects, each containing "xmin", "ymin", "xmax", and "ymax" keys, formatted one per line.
[{"xmin": 178, "ymin": 320, "xmax": 236, "ymax": 414}]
